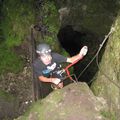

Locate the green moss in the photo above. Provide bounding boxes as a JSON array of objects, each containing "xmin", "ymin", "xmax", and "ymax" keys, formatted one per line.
[
  {"xmin": 15, "ymin": 90, "xmax": 63, "ymax": 120},
  {"xmin": 44, "ymin": 35, "xmax": 54, "ymax": 44},
  {"xmin": 0, "ymin": 43, "xmax": 24, "ymax": 73},
  {"xmin": 91, "ymin": 11, "xmax": 120, "ymax": 117},
  {"xmin": 1, "ymin": 0, "xmax": 35, "ymax": 47},
  {"xmin": 39, "ymin": 1, "xmax": 60, "ymax": 51},
  {"xmin": 0, "ymin": 0, "xmax": 35, "ymax": 73},
  {"xmin": 101, "ymin": 110, "xmax": 117, "ymax": 120},
  {"xmin": 42, "ymin": 1, "xmax": 59, "ymax": 30},
  {"xmin": 0, "ymin": 90, "xmax": 16, "ymax": 102},
  {"xmin": 91, "ymin": 78, "xmax": 102, "ymax": 96}
]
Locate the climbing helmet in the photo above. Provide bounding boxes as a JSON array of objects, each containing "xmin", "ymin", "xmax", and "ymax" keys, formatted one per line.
[{"xmin": 36, "ymin": 43, "xmax": 51, "ymax": 55}]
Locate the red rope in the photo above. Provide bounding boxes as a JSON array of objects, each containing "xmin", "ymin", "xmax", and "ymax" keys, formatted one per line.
[{"xmin": 64, "ymin": 56, "xmax": 84, "ymax": 80}]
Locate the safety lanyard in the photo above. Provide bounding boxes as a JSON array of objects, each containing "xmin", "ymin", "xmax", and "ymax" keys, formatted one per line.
[{"xmin": 64, "ymin": 56, "xmax": 83, "ymax": 80}]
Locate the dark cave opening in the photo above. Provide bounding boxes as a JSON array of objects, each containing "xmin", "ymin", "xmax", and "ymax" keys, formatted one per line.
[
  {"xmin": 57, "ymin": 25, "xmax": 103, "ymax": 84},
  {"xmin": 57, "ymin": 25, "xmax": 86, "ymax": 56}
]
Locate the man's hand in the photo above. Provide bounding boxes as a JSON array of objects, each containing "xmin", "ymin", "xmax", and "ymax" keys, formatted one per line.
[
  {"xmin": 79, "ymin": 46, "xmax": 88, "ymax": 56},
  {"xmin": 51, "ymin": 78, "xmax": 61, "ymax": 85}
]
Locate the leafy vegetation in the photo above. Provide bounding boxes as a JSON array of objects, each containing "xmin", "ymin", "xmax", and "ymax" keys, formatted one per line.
[
  {"xmin": 0, "ymin": 0, "xmax": 35, "ymax": 74},
  {"xmin": 0, "ymin": 43, "xmax": 24, "ymax": 73},
  {"xmin": 35, "ymin": 1, "xmax": 60, "ymax": 51}
]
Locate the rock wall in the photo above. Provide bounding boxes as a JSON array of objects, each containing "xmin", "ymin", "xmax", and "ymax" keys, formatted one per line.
[
  {"xmin": 55, "ymin": 0, "xmax": 120, "ymax": 118},
  {"xmin": 56, "ymin": 0, "xmax": 119, "ymax": 36},
  {"xmin": 0, "ymin": 90, "xmax": 19, "ymax": 120},
  {"xmin": 55, "ymin": 0, "xmax": 120, "ymax": 83},
  {"xmin": 91, "ymin": 12, "xmax": 120, "ymax": 119},
  {"xmin": 15, "ymin": 83, "xmax": 108, "ymax": 120}
]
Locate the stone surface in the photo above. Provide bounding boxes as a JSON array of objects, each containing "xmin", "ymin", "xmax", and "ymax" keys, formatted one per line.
[{"xmin": 16, "ymin": 82, "xmax": 108, "ymax": 120}]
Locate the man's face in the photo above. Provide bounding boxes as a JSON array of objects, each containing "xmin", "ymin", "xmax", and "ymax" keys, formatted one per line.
[{"xmin": 40, "ymin": 54, "xmax": 52, "ymax": 65}]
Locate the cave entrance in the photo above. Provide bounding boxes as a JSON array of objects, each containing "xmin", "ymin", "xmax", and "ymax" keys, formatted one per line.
[
  {"xmin": 57, "ymin": 25, "xmax": 101, "ymax": 85},
  {"xmin": 57, "ymin": 25, "xmax": 86, "ymax": 56}
]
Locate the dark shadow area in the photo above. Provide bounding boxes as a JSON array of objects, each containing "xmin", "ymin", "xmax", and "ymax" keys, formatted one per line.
[
  {"xmin": 57, "ymin": 25, "xmax": 105, "ymax": 85},
  {"xmin": 56, "ymin": 0, "xmax": 120, "ymax": 85},
  {"xmin": 57, "ymin": 25, "xmax": 86, "ymax": 56}
]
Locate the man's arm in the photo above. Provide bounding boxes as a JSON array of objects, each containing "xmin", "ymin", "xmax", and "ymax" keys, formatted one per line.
[
  {"xmin": 38, "ymin": 76, "xmax": 51, "ymax": 82},
  {"xmin": 38, "ymin": 76, "xmax": 61, "ymax": 85},
  {"xmin": 67, "ymin": 46, "xmax": 88, "ymax": 63},
  {"xmin": 67, "ymin": 53, "xmax": 83, "ymax": 63}
]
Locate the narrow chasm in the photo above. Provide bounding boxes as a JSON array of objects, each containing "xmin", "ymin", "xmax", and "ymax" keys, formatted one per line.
[{"xmin": 57, "ymin": 25, "xmax": 104, "ymax": 85}]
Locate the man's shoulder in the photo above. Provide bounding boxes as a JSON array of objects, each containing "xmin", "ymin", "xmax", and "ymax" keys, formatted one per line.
[
  {"xmin": 51, "ymin": 52, "xmax": 67, "ymax": 62},
  {"xmin": 51, "ymin": 52, "xmax": 61, "ymax": 57}
]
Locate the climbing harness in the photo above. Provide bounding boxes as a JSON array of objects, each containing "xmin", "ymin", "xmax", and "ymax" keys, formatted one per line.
[
  {"xmin": 64, "ymin": 56, "xmax": 83, "ymax": 81},
  {"xmin": 51, "ymin": 56, "xmax": 84, "ymax": 89}
]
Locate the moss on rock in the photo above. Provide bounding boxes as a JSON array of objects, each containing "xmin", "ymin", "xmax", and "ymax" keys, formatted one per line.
[
  {"xmin": 15, "ymin": 83, "xmax": 108, "ymax": 120},
  {"xmin": 91, "ymin": 12, "xmax": 120, "ymax": 119}
]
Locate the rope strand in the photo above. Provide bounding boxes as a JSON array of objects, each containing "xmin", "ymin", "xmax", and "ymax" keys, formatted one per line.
[{"xmin": 77, "ymin": 27, "xmax": 118, "ymax": 88}]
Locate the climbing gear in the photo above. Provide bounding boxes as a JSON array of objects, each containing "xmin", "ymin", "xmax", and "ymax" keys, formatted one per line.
[
  {"xmin": 77, "ymin": 28, "xmax": 114, "ymax": 81},
  {"xmin": 77, "ymin": 27, "xmax": 120, "ymax": 88},
  {"xmin": 51, "ymin": 46, "xmax": 88, "ymax": 90},
  {"xmin": 51, "ymin": 69, "xmax": 78, "ymax": 90},
  {"xmin": 36, "ymin": 43, "xmax": 51, "ymax": 55},
  {"xmin": 51, "ymin": 51, "xmax": 86, "ymax": 90},
  {"xmin": 51, "ymin": 27, "xmax": 118, "ymax": 89},
  {"xmin": 64, "ymin": 46, "xmax": 88, "ymax": 81}
]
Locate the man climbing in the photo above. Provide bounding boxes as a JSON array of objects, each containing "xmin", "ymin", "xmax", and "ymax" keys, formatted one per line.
[{"xmin": 33, "ymin": 43, "xmax": 88, "ymax": 89}]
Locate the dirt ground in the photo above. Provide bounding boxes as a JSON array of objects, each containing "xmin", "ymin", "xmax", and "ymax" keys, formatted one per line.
[
  {"xmin": 0, "ymin": 40, "xmax": 34, "ymax": 118},
  {"xmin": 0, "ymin": 65, "xmax": 33, "ymax": 115}
]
